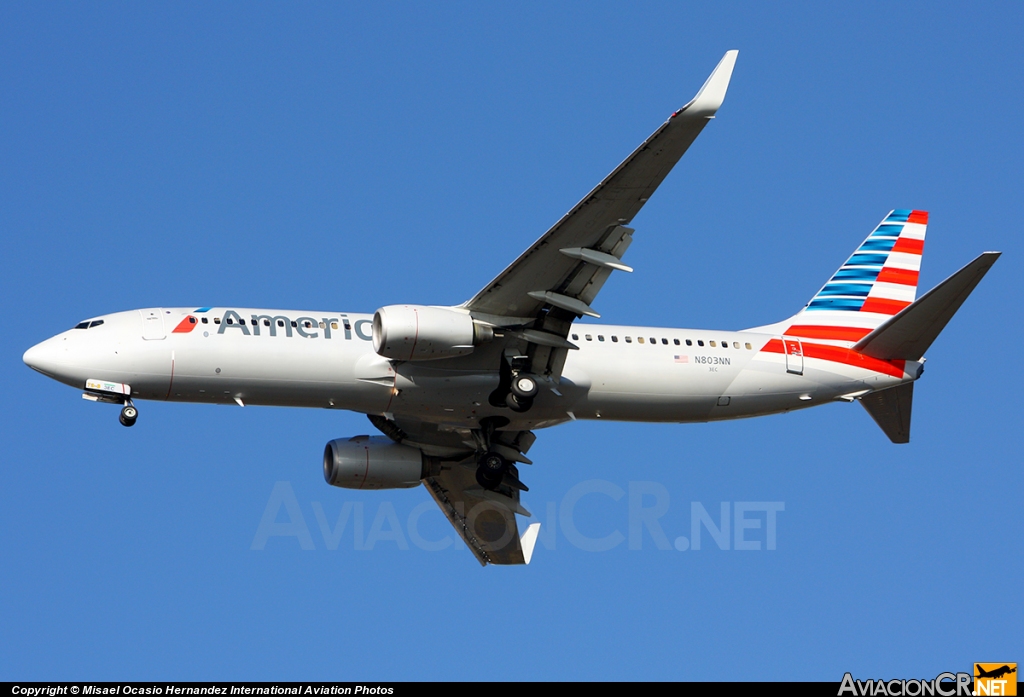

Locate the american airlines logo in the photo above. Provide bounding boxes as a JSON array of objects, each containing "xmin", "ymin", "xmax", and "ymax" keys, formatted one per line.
[{"xmin": 175, "ymin": 309, "xmax": 375, "ymax": 341}]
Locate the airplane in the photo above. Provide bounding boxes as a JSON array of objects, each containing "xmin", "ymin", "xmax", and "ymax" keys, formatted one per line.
[
  {"xmin": 22, "ymin": 50, "xmax": 1000, "ymax": 566},
  {"xmin": 975, "ymin": 665, "xmax": 1016, "ymax": 680}
]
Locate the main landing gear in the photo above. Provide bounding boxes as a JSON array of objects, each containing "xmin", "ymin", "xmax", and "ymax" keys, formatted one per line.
[
  {"xmin": 489, "ymin": 355, "xmax": 539, "ymax": 413},
  {"xmin": 472, "ymin": 416, "xmax": 530, "ymax": 493},
  {"xmin": 475, "ymin": 451, "xmax": 507, "ymax": 490},
  {"xmin": 474, "ymin": 450, "xmax": 529, "ymax": 493},
  {"xmin": 119, "ymin": 402, "xmax": 138, "ymax": 427},
  {"xmin": 505, "ymin": 373, "xmax": 538, "ymax": 412}
]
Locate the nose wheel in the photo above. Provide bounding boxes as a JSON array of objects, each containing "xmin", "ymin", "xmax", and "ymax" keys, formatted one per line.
[{"xmin": 119, "ymin": 403, "xmax": 138, "ymax": 427}]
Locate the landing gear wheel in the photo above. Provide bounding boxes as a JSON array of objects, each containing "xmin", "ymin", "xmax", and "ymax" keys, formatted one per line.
[
  {"xmin": 119, "ymin": 405, "xmax": 138, "ymax": 427},
  {"xmin": 505, "ymin": 392, "xmax": 533, "ymax": 412},
  {"xmin": 475, "ymin": 451, "xmax": 508, "ymax": 490},
  {"xmin": 510, "ymin": 374, "xmax": 538, "ymax": 399}
]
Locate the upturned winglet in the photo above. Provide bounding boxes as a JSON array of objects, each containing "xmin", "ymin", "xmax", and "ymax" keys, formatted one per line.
[
  {"xmin": 521, "ymin": 523, "xmax": 541, "ymax": 565},
  {"xmin": 676, "ymin": 49, "xmax": 739, "ymax": 118}
]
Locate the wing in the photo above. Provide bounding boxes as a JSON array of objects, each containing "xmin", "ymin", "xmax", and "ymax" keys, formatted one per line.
[
  {"xmin": 463, "ymin": 50, "xmax": 738, "ymax": 380},
  {"xmin": 368, "ymin": 414, "xmax": 540, "ymax": 566},
  {"xmin": 424, "ymin": 462, "xmax": 537, "ymax": 566}
]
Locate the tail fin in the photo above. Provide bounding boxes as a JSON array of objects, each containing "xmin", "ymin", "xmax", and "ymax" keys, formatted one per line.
[{"xmin": 774, "ymin": 210, "xmax": 929, "ymax": 345}]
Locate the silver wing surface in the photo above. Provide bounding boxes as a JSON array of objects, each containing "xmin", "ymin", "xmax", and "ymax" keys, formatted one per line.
[
  {"xmin": 370, "ymin": 52, "xmax": 738, "ymax": 565},
  {"xmin": 368, "ymin": 413, "xmax": 539, "ymax": 566},
  {"xmin": 423, "ymin": 463, "xmax": 534, "ymax": 566},
  {"xmin": 463, "ymin": 50, "xmax": 738, "ymax": 381}
]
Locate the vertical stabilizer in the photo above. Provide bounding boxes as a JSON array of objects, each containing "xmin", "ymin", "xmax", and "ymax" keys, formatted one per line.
[{"xmin": 760, "ymin": 210, "xmax": 929, "ymax": 347}]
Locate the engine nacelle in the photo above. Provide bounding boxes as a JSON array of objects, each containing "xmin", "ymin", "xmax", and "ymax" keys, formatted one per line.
[
  {"xmin": 323, "ymin": 436, "xmax": 425, "ymax": 490},
  {"xmin": 372, "ymin": 305, "xmax": 493, "ymax": 361}
]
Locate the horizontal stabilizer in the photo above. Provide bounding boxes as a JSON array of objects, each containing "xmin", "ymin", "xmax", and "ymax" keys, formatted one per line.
[
  {"xmin": 859, "ymin": 383, "xmax": 914, "ymax": 444},
  {"xmin": 854, "ymin": 252, "xmax": 1000, "ymax": 360}
]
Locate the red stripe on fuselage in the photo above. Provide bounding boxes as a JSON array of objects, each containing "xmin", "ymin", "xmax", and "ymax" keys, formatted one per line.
[
  {"xmin": 172, "ymin": 316, "xmax": 198, "ymax": 333},
  {"xmin": 762, "ymin": 338, "xmax": 906, "ymax": 378},
  {"xmin": 785, "ymin": 325, "xmax": 873, "ymax": 341}
]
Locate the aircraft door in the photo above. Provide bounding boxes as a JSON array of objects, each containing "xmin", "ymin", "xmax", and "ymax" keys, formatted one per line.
[
  {"xmin": 783, "ymin": 337, "xmax": 803, "ymax": 375},
  {"xmin": 140, "ymin": 309, "xmax": 167, "ymax": 340}
]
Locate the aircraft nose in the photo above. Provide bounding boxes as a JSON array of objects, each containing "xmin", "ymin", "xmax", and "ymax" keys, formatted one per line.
[{"xmin": 23, "ymin": 338, "xmax": 62, "ymax": 376}]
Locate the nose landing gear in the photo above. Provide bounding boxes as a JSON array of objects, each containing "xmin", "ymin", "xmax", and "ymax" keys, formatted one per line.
[
  {"xmin": 119, "ymin": 402, "xmax": 138, "ymax": 427},
  {"xmin": 81, "ymin": 380, "xmax": 138, "ymax": 427}
]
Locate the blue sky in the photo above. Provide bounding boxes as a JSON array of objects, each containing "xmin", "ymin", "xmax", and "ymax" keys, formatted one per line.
[{"xmin": 2, "ymin": 2, "xmax": 1021, "ymax": 681}]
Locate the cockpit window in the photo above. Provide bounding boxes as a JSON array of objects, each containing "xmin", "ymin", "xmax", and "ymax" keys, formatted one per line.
[{"xmin": 74, "ymin": 319, "xmax": 104, "ymax": 329}]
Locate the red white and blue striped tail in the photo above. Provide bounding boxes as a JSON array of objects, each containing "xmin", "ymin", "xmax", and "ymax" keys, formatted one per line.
[{"xmin": 782, "ymin": 210, "xmax": 928, "ymax": 345}]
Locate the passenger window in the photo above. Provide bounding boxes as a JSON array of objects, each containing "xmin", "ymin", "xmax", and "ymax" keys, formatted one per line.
[
  {"xmin": 331, "ymin": 322, "xmax": 338, "ymax": 330},
  {"xmin": 721, "ymin": 342, "xmax": 727, "ymax": 349},
  {"xmin": 585, "ymin": 334, "xmax": 592, "ymax": 341},
  {"xmin": 611, "ymin": 336, "xmax": 618, "ymax": 342},
  {"xmin": 291, "ymin": 321, "xmax": 297, "ymax": 328},
  {"xmin": 319, "ymin": 322, "xmax": 326, "ymax": 329},
  {"xmin": 277, "ymin": 320, "xmax": 285, "ymax": 327},
  {"xmin": 673, "ymin": 339, "xmax": 680, "ymax": 345},
  {"xmin": 625, "ymin": 336, "xmax": 632, "ymax": 343},
  {"xmin": 227, "ymin": 318, "xmax": 234, "ymax": 324},
  {"xmin": 303, "ymin": 321, "xmax": 311, "ymax": 328},
  {"xmin": 733, "ymin": 341, "xmax": 740, "ymax": 349},
  {"xmin": 661, "ymin": 338, "xmax": 668, "ymax": 345},
  {"xmin": 598, "ymin": 335, "xmax": 605, "ymax": 342},
  {"xmin": 686, "ymin": 339, "xmax": 692, "ymax": 346},
  {"xmin": 201, "ymin": 317, "xmax": 208, "ymax": 324},
  {"xmin": 745, "ymin": 342, "xmax": 753, "ymax": 350},
  {"xmin": 214, "ymin": 318, "xmax": 221, "ymax": 324},
  {"xmin": 638, "ymin": 337, "xmax": 645, "ymax": 344},
  {"xmin": 709, "ymin": 340, "xmax": 716, "ymax": 347},
  {"xmin": 697, "ymin": 340, "xmax": 703, "ymax": 346},
  {"xmin": 264, "ymin": 319, "xmax": 271, "ymax": 327},
  {"xmin": 572, "ymin": 333, "xmax": 579, "ymax": 340},
  {"xmin": 650, "ymin": 337, "xmax": 656, "ymax": 344}
]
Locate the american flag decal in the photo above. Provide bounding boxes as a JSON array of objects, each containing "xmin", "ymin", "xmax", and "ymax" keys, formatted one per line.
[{"xmin": 674, "ymin": 355, "xmax": 689, "ymax": 363}]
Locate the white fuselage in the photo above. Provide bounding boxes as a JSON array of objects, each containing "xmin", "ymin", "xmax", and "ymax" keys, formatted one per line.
[{"xmin": 23, "ymin": 306, "xmax": 919, "ymax": 432}]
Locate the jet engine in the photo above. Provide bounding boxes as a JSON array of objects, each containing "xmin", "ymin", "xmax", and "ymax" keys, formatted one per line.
[
  {"xmin": 323, "ymin": 436, "xmax": 426, "ymax": 490},
  {"xmin": 372, "ymin": 305, "xmax": 493, "ymax": 361}
]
